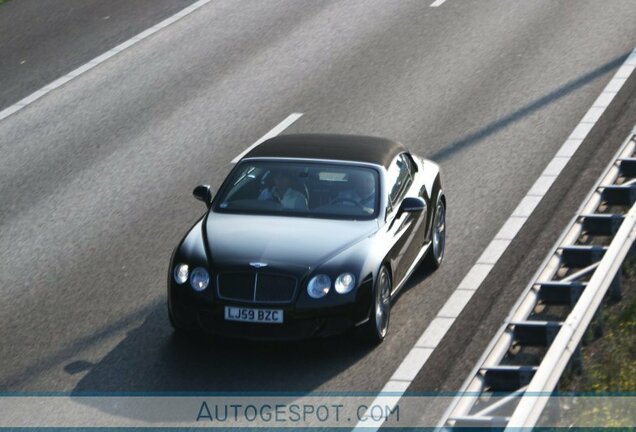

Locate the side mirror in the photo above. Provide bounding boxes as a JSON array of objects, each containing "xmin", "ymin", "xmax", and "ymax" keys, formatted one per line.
[
  {"xmin": 193, "ymin": 184, "xmax": 213, "ymax": 208},
  {"xmin": 399, "ymin": 197, "xmax": 427, "ymax": 214}
]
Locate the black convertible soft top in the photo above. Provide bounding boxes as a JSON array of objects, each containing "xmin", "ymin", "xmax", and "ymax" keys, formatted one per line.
[{"xmin": 242, "ymin": 134, "xmax": 407, "ymax": 169}]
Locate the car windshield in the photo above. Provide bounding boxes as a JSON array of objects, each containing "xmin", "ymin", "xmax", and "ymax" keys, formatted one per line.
[{"xmin": 214, "ymin": 160, "xmax": 379, "ymax": 220}]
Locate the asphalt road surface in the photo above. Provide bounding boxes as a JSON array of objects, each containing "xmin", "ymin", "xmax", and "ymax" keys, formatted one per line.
[
  {"xmin": 1, "ymin": 0, "xmax": 635, "ymax": 411},
  {"xmin": 0, "ymin": 0, "xmax": 196, "ymax": 110}
]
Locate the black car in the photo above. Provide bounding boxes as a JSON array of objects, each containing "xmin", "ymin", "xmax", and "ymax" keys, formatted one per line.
[{"xmin": 168, "ymin": 134, "xmax": 445, "ymax": 343}]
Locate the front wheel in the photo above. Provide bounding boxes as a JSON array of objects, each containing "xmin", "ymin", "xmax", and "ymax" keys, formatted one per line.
[
  {"xmin": 424, "ymin": 196, "xmax": 446, "ymax": 270},
  {"xmin": 362, "ymin": 265, "xmax": 391, "ymax": 344}
]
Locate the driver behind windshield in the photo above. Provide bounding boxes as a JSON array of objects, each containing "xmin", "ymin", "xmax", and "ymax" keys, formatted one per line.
[
  {"xmin": 336, "ymin": 171, "xmax": 376, "ymax": 212},
  {"xmin": 258, "ymin": 169, "xmax": 308, "ymax": 210}
]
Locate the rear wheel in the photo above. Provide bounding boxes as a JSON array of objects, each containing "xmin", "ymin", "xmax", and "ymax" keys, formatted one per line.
[
  {"xmin": 424, "ymin": 196, "xmax": 446, "ymax": 270},
  {"xmin": 362, "ymin": 265, "xmax": 391, "ymax": 344}
]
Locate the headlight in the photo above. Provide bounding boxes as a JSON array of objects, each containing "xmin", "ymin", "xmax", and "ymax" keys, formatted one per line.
[
  {"xmin": 335, "ymin": 272, "xmax": 356, "ymax": 294},
  {"xmin": 190, "ymin": 267, "xmax": 209, "ymax": 291},
  {"xmin": 174, "ymin": 264, "xmax": 189, "ymax": 284},
  {"xmin": 307, "ymin": 274, "xmax": 331, "ymax": 299}
]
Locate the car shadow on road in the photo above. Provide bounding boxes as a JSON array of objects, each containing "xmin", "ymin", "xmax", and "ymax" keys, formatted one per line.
[
  {"xmin": 71, "ymin": 302, "xmax": 372, "ymax": 394},
  {"xmin": 67, "ymin": 300, "xmax": 376, "ymax": 423}
]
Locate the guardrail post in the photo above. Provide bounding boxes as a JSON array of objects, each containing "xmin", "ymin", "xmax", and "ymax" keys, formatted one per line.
[
  {"xmin": 570, "ymin": 344, "xmax": 583, "ymax": 376},
  {"xmin": 583, "ymin": 309, "xmax": 604, "ymax": 343},
  {"xmin": 609, "ymin": 268, "xmax": 622, "ymax": 301},
  {"xmin": 592, "ymin": 307, "xmax": 605, "ymax": 339}
]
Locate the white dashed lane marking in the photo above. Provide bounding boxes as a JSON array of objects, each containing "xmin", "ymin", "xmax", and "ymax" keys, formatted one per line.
[
  {"xmin": 232, "ymin": 113, "xmax": 303, "ymax": 163},
  {"xmin": 430, "ymin": 0, "xmax": 448, "ymax": 7}
]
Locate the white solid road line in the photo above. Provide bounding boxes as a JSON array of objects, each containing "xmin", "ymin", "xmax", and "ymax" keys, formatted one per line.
[
  {"xmin": 0, "ymin": 0, "xmax": 213, "ymax": 122},
  {"xmin": 430, "ymin": 0, "xmax": 448, "ymax": 7},
  {"xmin": 354, "ymin": 46, "xmax": 636, "ymax": 432},
  {"xmin": 231, "ymin": 113, "xmax": 303, "ymax": 163}
]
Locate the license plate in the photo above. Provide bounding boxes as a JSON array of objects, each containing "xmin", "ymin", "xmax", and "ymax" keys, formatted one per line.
[{"xmin": 224, "ymin": 306, "xmax": 283, "ymax": 324}]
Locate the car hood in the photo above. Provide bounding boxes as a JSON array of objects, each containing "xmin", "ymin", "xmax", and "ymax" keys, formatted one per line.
[{"xmin": 205, "ymin": 212, "xmax": 378, "ymax": 270}]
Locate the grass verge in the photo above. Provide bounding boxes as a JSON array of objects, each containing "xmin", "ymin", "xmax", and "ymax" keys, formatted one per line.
[
  {"xmin": 556, "ymin": 255, "xmax": 635, "ymax": 427},
  {"xmin": 565, "ymin": 254, "xmax": 636, "ymax": 392}
]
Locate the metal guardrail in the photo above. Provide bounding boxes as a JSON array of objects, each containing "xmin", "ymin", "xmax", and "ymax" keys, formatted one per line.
[{"xmin": 439, "ymin": 127, "xmax": 636, "ymax": 429}]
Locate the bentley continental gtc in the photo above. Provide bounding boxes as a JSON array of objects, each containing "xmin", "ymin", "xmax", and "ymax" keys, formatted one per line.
[{"xmin": 168, "ymin": 134, "xmax": 445, "ymax": 343}]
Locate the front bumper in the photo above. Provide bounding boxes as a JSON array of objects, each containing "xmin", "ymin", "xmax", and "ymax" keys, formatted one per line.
[
  {"xmin": 197, "ymin": 305, "xmax": 360, "ymax": 340},
  {"xmin": 169, "ymin": 284, "xmax": 372, "ymax": 341}
]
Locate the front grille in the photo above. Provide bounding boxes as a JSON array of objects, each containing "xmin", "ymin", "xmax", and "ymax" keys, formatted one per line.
[
  {"xmin": 217, "ymin": 273, "xmax": 254, "ymax": 301},
  {"xmin": 255, "ymin": 274, "xmax": 297, "ymax": 302},
  {"xmin": 217, "ymin": 272, "xmax": 297, "ymax": 304}
]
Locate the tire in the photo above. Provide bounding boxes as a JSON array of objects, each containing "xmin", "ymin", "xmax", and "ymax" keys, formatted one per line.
[
  {"xmin": 362, "ymin": 265, "xmax": 392, "ymax": 344},
  {"xmin": 424, "ymin": 195, "xmax": 446, "ymax": 270}
]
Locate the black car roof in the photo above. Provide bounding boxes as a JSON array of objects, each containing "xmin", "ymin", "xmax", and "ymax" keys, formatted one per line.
[{"xmin": 242, "ymin": 134, "xmax": 407, "ymax": 169}]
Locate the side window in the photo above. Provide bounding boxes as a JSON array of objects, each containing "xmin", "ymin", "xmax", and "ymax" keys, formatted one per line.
[{"xmin": 387, "ymin": 154, "xmax": 412, "ymax": 205}]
